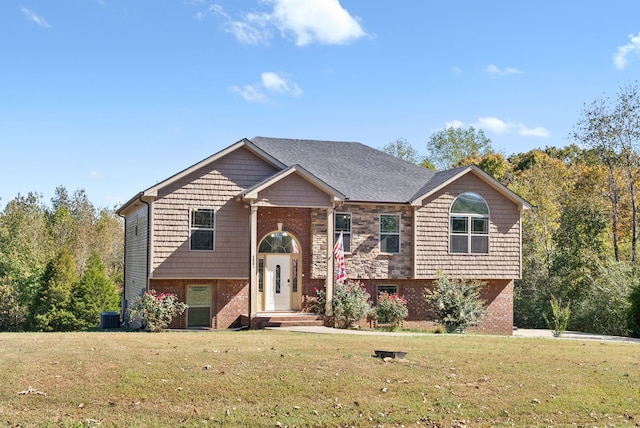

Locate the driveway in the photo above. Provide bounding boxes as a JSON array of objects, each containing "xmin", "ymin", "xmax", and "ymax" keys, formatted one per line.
[{"xmin": 270, "ymin": 326, "xmax": 640, "ymax": 343}]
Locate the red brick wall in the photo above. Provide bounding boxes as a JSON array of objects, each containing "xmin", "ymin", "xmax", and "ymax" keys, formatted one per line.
[
  {"xmin": 257, "ymin": 207, "xmax": 317, "ymax": 299},
  {"xmin": 310, "ymin": 278, "xmax": 514, "ymax": 335},
  {"xmin": 150, "ymin": 279, "xmax": 248, "ymax": 329}
]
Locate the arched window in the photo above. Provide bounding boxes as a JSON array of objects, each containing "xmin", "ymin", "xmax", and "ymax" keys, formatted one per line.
[
  {"xmin": 258, "ymin": 231, "xmax": 300, "ymax": 253},
  {"xmin": 450, "ymin": 192, "xmax": 489, "ymax": 254}
]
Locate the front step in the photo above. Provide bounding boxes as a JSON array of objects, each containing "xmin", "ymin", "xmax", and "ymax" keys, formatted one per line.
[{"xmin": 252, "ymin": 313, "xmax": 324, "ymax": 329}]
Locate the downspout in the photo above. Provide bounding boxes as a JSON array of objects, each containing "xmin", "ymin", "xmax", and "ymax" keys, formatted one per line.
[
  {"xmin": 117, "ymin": 211, "xmax": 127, "ymax": 325},
  {"xmin": 139, "ymin": 194, "xmax": 151, "ymax": 293}
]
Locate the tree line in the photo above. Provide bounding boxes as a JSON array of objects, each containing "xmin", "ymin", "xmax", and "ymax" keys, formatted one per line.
[
  {"xmin": 384, "ymin": 81, "xmax": 640, "ymax": 337},
  {"xmin": 0, "ymin": 187, "xmax": 123, "ymax": 331}
]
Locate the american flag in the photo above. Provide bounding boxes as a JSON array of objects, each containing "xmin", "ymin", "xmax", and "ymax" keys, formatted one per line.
[{"xmin": 334, "ymin": 231, "xmax": 346, "ymax": 284}]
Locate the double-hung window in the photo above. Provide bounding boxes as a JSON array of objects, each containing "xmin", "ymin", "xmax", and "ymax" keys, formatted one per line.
[
  {"xmin": 335, "ymin": 212, "xmax": 351, "ymax": 253},
  {"xmin": 190, "ymin": 208, "xmax": 215, "ymax": 251},
  {"xmin": 450, "ymin": 193, "xmax": 489, "ymax": 254},
  {"xmin": 380, "ymin": 214, "xmax": 400, "ymax": 254}
]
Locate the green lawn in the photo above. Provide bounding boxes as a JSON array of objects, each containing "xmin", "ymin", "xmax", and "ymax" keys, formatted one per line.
[{"xmin": 0, "ymin": 330, "xmax": 638, "ymax": 427}]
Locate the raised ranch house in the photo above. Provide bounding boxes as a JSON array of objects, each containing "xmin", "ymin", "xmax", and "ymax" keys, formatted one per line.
[{"xmin": 117, "ymin": 137, "xmax": 531, "ymax": 334}]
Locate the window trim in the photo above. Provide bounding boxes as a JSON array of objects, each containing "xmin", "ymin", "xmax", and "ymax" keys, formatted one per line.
[
  {"xmin": 449, "ymin": 193, "xmax": 490, "ymax": 254},
  {"xmin": 379, "ymin": 213, "xmax": 401, "ymax": 254},
  {"xmin": 335, "ymin": 212, "xmax": 352, "ymax": 253},
  {"xmin": 190, "ymin": 207, "xmax": 215, "ymax": 251}
]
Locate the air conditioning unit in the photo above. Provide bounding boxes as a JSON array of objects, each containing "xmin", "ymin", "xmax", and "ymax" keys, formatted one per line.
[{"xmin": 100, "ymin": 312, "xmax": 120, "ymax": 329}]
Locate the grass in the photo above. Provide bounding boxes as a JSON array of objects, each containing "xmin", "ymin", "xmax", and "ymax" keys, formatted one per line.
[{"xmin": 0, "ymin": 330, "xmax": 638, "ymax": 427}]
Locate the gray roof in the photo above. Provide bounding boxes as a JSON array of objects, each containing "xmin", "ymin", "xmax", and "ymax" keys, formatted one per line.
[{"xmin": 249, "ymin": 137, "xmax": 436, "ymax": 203}]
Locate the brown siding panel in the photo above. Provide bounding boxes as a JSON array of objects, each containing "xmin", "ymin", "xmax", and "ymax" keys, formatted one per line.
[
  {"xmin": 151, "ymin": 146, "xmax": 278, "ymax": 278},
  {"xmin": 415, "ymin": 173, "xmax": 522, "ymax": 279},
  {"xmin": 255, "ymin": 173, "xmax": 333, "ymax": 207}
]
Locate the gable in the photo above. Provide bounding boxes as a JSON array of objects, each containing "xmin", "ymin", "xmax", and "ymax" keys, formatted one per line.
[
  {"xmin": 411, "ymin": 165, "xmax": 531, "ymax": 210},
  {"xmin": 251, "ymin": 172, "xmax": 335, "ymax": 207}
]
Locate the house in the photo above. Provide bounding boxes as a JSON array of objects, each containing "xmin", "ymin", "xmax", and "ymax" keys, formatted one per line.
[{"xmin": 116, "ymin": 137, "xmax": 531, "ymax": 334}]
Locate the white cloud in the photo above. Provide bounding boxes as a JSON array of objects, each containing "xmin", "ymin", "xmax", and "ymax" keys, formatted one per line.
[
  {"xmin": 88, "ymin": 170, "xmax": 102, "ymax": 180},
  {"xmin": 614, "ymin": 32, "xmax": 640, "ymax": 70},
  {"xmin": 269, "ymin": 0, "xmax": 366, "ymax": 46},
  {"xmin": 230, "ymin": 71, "xmax": 302, "ymax": 102},
  {"xmin": 21, "ymin": 7, "xmax": 50, "ymax": 28},
  {"xmin": 476, "ymin": 117, "xmax": 510, "ymax": 134},
  {"xmin": 442, "ymin": 117, "xmax": 550, "ymax": 138},
  {"xmin": 475, "ymin": 116, "xmax": 549, "ymax": 138},
  {"xmin": 261, "ymin": 71, "xmax": 302, "ymax": 96},
  {"xmin": 451, "ymin": 66, "xmax": 462, "ymax": 75},
  {"xmin": 486, "ymin": 64, "xmax": 522, "ymax": 76},
  {"xmin": 229, "ymin": 84, "xmax": 267, "ymax": 102},
  {"xmin": 210, "ymin": 0, "xmax": 367, "ymax": 46},
  {"xmin": 445, "ymin": 120, "xmax": 465, "ymax": 129}
]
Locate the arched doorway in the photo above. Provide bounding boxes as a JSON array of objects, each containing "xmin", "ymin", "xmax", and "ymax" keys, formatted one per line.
[{"xmin": 257, "ymin": 231, "xmax": 301, "ymax": 311}]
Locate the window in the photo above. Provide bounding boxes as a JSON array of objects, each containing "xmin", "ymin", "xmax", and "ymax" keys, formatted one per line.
[
  {"xmin": 380, "ymin": 214, "xmax": 400, "ymax": 254},
  {"xmin": 187, "ymin": 285, "xmax": 211, "ymax": 328},
  {"xmin": 376, "ymin": 285, "xmax": 398, "ymax": 324},
  {"xmin": 258, "ymin": 259, "xmax": 264, "ymax": 293},
  {"xmin": 190, "ymin": 208, "xmax": 215, "ymax": 251},
  {"xmin": 258, "ymin": 232, "xmax": 298, "ymax": 253},
  {"xmin": 335, "ymin": 213, "xmax": 351, "ymax": 253},
  {"xmin": 450, "ymin": 192, "xmax": 489, "ymax": 254},
  {"xmin": 377, "ymin": 284, "xmax": 397, "ymax": 296}
]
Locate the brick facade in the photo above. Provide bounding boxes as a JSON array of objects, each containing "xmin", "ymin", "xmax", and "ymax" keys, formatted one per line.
[
  {"xmin": 308, "ymin": 278, "xmax": 513, "ymax": 335},
  {"xmin": 150, "ymin": 279, "xmax": 248, "ymax": 329}
]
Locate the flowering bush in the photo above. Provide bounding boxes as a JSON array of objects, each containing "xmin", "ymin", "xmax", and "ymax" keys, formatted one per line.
[
  {"xmin": 128, "ymin": 290, "xmax": 187, "ymax": 332},
  {"xmin": 375, "ymin": 292, "xmax": 408, "ymax": 330},
  {"xmin": 309, "ymin": 287, "xmax": 327, "ymax": 315},
  {"xmin": 424, "ymin": 272, "xmax": 486, "ymax": 333},
  {"xmin": 332, "ymin": 280, "xmax": 372, "ymax": 329}
]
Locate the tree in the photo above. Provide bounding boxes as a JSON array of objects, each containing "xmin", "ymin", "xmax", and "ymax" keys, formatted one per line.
[
  {"xmin": 382, "ymin": 138, "xmax": 422, "ymax": 165},
  {"xmin": 0, "ymin": 277, "xmax": 26, "ymax": 331},
  {"xmin": 0, "ymin": 193, "xmax": 52, "ymax": 307},
  {"xmin": 27, "ymin": 246, "xmax": 81, "ymax": 331},
  {"xmin": 509, "ymin": 153, "xmax": 573, "ymax": 328},
  {"xmin": 71, "ymin": 253, "xmax": 120, "ymax": 329},
  {"xmin": 458, "ymin": 152, "xmax": 512, "ymax": 184},
  {"xmin": 425, "ymin": 126, "xmax": 493, "ymax": 170},
  {"xmin": 572, "ymin": 82, "xmax": 640, "ymax": 261}
]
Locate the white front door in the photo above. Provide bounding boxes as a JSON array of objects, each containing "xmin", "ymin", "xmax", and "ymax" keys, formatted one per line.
[{"xmin": 265, "ymin": 255, "xmax": 291, "ymax": 311}]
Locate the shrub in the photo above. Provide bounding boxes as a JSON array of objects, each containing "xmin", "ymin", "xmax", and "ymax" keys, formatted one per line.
[
  {"xmin": 543, "ymin": 295, "xmax": 571, "ymax": 337},
  {"xmin": 628, "ymin": 282, "xmax": 640, "ymax": 338},
  {"xmin": 0, "ymin": 279, "xmax": 26, "ymax": 331},
  {"xmin": 332, "ymin": 280, "xmax": 372, "ymax": 329},
  {"xmin": 424, "ymin": 272, "xmax": 486, "ymax": 333},
  {"xmin": 309, "ymin": 287, "xmax": 327, "ymax": 315},
  {"xmin": 128, "ymin": 290, "xmax": 187, "ymax": 332},
  {"xmin": 375, "ymin": 292, "xmax": 408, "ymax": 330}
]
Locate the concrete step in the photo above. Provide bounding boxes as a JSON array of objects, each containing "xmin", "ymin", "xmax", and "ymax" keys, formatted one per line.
[{"xmin": 253, "ymin": 313, "xmax": 324, "ymax": 329}]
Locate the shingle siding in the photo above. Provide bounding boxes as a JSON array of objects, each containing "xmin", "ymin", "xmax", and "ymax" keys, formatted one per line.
[
  {"xmin": 415, "ymin": 174, "xmax": 522, "ymax": 279},
  {"xmin": 254, "ymin": 173, "xmax": 333, "ymax": 207},
  {"xmin": 151, "ymin": 147, "xmax": 278, "ymax": 279}
]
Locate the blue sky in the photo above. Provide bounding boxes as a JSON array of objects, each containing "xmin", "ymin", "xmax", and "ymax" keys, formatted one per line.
[{"xmin": 2, "ymin": 1, "xmax": 640, "ymax": 210}]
